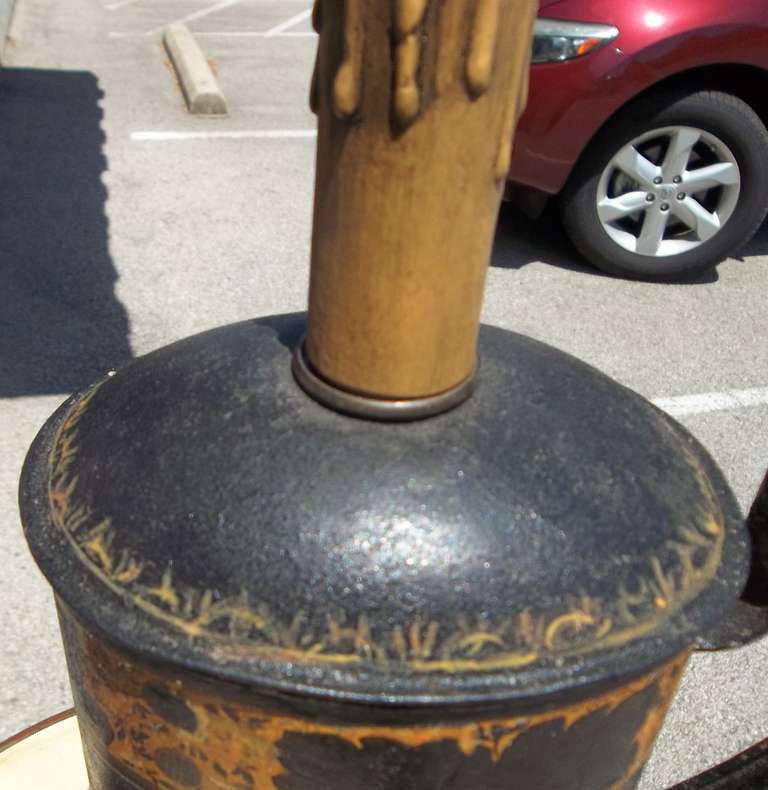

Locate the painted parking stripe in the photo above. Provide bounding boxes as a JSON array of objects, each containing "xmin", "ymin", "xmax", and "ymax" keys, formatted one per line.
[
  {"xmin": 652, "ymin": 386, "xmax": 768, "ymax": 417},
  {"xmin": 109, "ymin": 30, "xmax": 317, "ymax": 38},
  {"xmin": 108, "ymin": 31, "xmax": 153, "ymax": 38},
  {"xmin": 194, "ymin": 30, "xmax": 316, "ymax": 37},
  {"xmin": 148, "ymin": 0, "xmax": 246, "ymax": 34},
  {"xmin": 264, "ymin": 7, "xmax": 313, "ymax": 36},
  {"xmin": 131, "ymin": 129, "xmax": 317, "ymax": 140},
  {"xmin": 105, "ymin": 0, "xmax": 146, "ymax": 10}
]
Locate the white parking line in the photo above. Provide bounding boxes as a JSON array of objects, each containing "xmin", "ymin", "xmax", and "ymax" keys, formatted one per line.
[
  {"xmin": 652, "ymin": 386, "xmax": 768, "ymax": 417},
  {"xmin": 109, "ymin": 29, "xmax": 317, "ymax": 38},
  {"xmin": 148, "ymin": 0, "xmax": 246, "ymax": 34},
  {"xmin": 105, "ymin": 0, "xmax": 146, "ymax": 10},
  {"xmin": 131, "ymin": 129, "xmax": 317, "ymax": 140},
  {"xmin": 194, "ymin": 30, "xmax": 316, "ymax": 37},
  {"xmin": 263, "ymin": 7, "xmax": 312, "ymax": 36}
]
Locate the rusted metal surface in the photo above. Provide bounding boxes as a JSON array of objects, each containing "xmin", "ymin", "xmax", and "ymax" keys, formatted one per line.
[
  {"xmin": 18, "ymin": 313, "xmax": 754, "ymax": 788},
  {"xmin": 61, "ymin": 604, "xmax": 688, "ymax": 790},
  {"xmin": 19, "ymin": 314, "xmax": 753, "ymax": 787},
  {"xmin": 21, "ymin": 317, "xmax": 748, "ymax": 705}
]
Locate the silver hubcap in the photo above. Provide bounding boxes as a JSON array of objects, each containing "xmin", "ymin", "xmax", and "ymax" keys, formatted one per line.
[{"xmin": 597, "ymin": 126, "xmax": 741, "ymax": 257}]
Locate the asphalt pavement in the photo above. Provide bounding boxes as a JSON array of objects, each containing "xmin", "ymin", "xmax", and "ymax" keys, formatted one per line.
[{"xmin": 1, "ymin": 1, "xmax": 767, "ymax": 787}]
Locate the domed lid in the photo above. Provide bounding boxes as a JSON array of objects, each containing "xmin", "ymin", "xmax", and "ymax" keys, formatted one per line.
[{"xmin": 21, "ymin": 314, "xmax": 747, "ymax": 705}]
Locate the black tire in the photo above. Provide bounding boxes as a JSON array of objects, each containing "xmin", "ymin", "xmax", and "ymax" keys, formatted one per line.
[{"xmin": 560, "ymin": 90, "xmax": 768, "ymax": 281}]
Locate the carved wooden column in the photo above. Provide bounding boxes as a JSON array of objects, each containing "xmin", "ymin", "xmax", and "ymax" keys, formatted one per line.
[{"xmin": 303, "ymin": 0, "xmax": 535, "ymax": 406}]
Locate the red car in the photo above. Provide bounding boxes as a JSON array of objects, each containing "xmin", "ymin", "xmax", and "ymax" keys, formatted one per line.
[{"xmin": 507, "ymin": 0, "xmax": 768, "ymax": 280}]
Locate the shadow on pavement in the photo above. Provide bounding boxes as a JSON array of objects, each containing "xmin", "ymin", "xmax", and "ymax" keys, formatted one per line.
[
  {"xmin": 491, "ymin": 201, "xmax": 728, "ymax": 285},
  {"xmin": 491, "ymin": 201, "xmax": 593, "ymax": 275},
  {"xmin": 740, "ymin": 219, "xmax": 768, "ymax": 259},
  {"xmin": 0, "ymin": 68, "xmax": 132, "ymax": 398}
]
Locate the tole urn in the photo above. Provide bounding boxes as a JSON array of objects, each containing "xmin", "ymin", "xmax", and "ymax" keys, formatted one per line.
[{"xmin": 18, "ymin": 1, "xmax": 766, "ymax": 788}]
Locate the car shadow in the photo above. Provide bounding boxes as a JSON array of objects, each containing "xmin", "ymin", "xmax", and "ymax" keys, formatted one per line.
[
  {"xmin": 491, "ymin": 201, "xmax": 724, "ymax": 285},
  {"xmin": 0, "ymin": 68, "xmax": 133, "ymax": 398},
  {"xmin": 739, "ymin": 219, "xmax": 768, "ymax": 261},
  {"xmin": 491, "ymin": 202, "xmax": 594, "ymax": 275}
]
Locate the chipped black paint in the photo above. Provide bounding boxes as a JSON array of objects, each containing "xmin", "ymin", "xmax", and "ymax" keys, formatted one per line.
[
  {"xmin": 20, "ymin": 313, "xmax": 753, "ymax": 789},
  {"xmin": 274, "ymin": 677, "xmax": 653, "ymax": 790},
  {"xmin": 155, "ymin": 747, "xmax": 202, "ymax": 788},
  {"xmin": 143, "ymin": 683, "xmax": 198, "ymax": 733},
  {"xmin": 22, "ymin": 314, "xmax": 748, "ymax": 705}
]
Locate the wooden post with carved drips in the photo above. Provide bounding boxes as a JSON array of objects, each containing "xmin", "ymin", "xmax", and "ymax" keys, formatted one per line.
[{"xmin": 302, "ymin": 0, "xmax": 536, "ymax": 408}]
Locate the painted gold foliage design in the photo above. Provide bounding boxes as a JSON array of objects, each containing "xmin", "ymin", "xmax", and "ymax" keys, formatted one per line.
[
  {"xmin": 609, "ymin": 654, "xmax": 688, "ymax": 790},
  {"xmin": 49, "ymin": 384, "xmax": 725, "ymax": 672}
]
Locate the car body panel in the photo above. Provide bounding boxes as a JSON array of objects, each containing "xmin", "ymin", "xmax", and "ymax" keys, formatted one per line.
[{"xmin": 509, "ymin": 0, "xmax": 768, "ymax": 194}]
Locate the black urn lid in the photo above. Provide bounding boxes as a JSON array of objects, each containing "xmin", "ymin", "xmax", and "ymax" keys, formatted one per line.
[{"xmin": 21, "ymin": 314, "xmax": 748, "ymax": 706}]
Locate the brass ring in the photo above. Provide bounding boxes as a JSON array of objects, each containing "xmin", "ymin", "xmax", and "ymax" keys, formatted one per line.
[{"xmin": 291, "ymin": 341, "xmax": 476, "ymax": 422}]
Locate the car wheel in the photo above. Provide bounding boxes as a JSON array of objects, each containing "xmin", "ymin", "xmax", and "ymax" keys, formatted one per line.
[{"xmin": 560, "ymin": 90, "xmax": 768, "ymax": 280}]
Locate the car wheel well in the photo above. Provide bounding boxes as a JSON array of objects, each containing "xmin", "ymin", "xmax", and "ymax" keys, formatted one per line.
[{"xmin": 563, "ymin": 64, "xmax": 768, "ymax": 194}]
